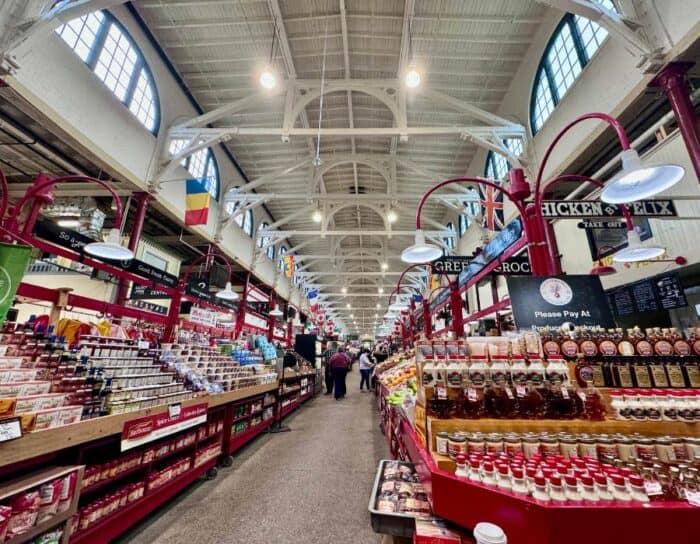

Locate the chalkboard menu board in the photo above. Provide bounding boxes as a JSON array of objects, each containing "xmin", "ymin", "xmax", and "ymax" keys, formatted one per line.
[{"xmin": 607, "ymin": 273, "xmax": 687, "ymax": 317}]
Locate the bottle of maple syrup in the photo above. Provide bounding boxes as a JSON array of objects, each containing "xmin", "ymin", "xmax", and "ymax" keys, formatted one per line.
[
  {"xmin": 648, "ymin": 355, "xmax": 670, "ymax": 388},
  {"xmin": 637, "ymin": 329, "xmax": 654, "ymax": 357},
  {"xmin": 670, "ymin": 328, "xmax": 691, "ymax": 356},
  {"xmin": 612, "ymin": 356, "xmax": 635, "ymax": 388},
  {"xmin": 654, "ymin": 328, "xmax": 674, "ymax": 357}
]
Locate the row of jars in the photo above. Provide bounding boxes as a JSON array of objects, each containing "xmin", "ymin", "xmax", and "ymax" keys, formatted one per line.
[
  {"xmin": 609, "ymin": 389, "xmax": 700, "ymax": 422},
  {"xmin": 437, "ymin": 431, "xmax": 700, "ymax": 464}
]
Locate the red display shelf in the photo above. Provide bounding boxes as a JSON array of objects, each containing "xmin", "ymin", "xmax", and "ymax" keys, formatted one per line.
[
  {"xmin": 392, "ymin": 413, "xmax": 698, "ymax": 544},
  {"xmin": 280, "ymin": 387, "xmax": 302, "ymax": 397},
  {"xmin": 231, "ymin": 409, "xmax": 263, "ymax": 424},
  {"xmin": 279, "ymin": 400, "xmax": 300, "ymax": 419},
  {"xmin": 71, "ymin": 458, "xmax": 217, "ymax": 544},
  {"xmin": 226, "ymin": 418, "xmax": 274, "ymax": 455}
]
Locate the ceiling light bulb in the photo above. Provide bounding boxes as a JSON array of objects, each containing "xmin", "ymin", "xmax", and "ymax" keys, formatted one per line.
[
  {"xmin": 84, "ymin": 228, "xmax": 134, "ymax": 261},
  {"xmin": 381, "ymin": 262, "xmax": 389, "ymax": 271},
  {"xmin": 378, "ymin": 287, "xmax": 384, "ymax": 294},
  {"xmin": 311, "ymin": 208, "xmax": 323, "ymax": 223},
  {"xmin": 376, "ymin": 303, "xmax": 381, "ymax": 309},
  {"xmin": 612, "ymin": 229, "xmax": 666, "ymax": 263},
  {"xmin": 259, "ymin": 66, "xmax": 277, "ymax": 90},
  {"xmin": 341, "ymin": 287, "xmax": 348, "ymax": 294},
  {"xmin": 401, "ymin": 229, "xmax": 442, "ymax": 263},
  {"xmin": 386, "ymin": 209, "xmax": 398, "ymax": 224},
  {"xmin": 405, "ymin": 64, "xmax": 421, "ymax": 88},
  {"xmin": 601, "ymin": 149, "xmax": 684, "ymax": 204},
  {"xmin": 57, "ymin": 219, "xmax": 81, "ymax": 228},
  {"xmin": 350, "ymin": 314, "xmax": 354, "ymax": 319},
  {"xmin": 346, "ymin": 303, "xmax": 351, "ymax": 309}
]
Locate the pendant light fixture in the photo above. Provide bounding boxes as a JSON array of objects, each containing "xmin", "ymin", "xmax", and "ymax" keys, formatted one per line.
[
  {"xmin": 403, "ymin": 16, "xmax": 421, "ymax": 88},
  {"xmin": 401, "ymin": 229, "xmax": 442, "ymax": 263},
  {"xmin": 386, "ymin": 208, "xmax": 398, "ymax": 224},
  {"xmin": 259, "ymin": 16, "xmax": 279, "ymax": 90},
  {"xmin": 215, "ymin": 281, "xmax": 239, "ymax": 300},
  {"xmin": 312, "ymin": 20, "xmax": 329, "ymax": 169},
  {"xmin": 600, "ymin": 149, "xmax": 684, "ymax": 204},
  {"xmin": 85, "ymin": 228, "xmax": 134, "ymax": 261},
  {"xmin": 590, "ymin": 259, "xmax": 617, "ymax": 276},
  {"xmin": 612, "ymin": 228, "xmax": 665, "ymax": 263},
  {"xmin": 269, "ymin": 306, "xmax": 283, "ymax": 317},
  {"xmin": 311, "ymin": 207, "xmax": 323, "ymax": 223}
]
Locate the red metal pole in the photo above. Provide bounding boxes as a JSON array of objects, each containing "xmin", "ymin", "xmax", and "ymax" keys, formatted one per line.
[
  {"xmin": 449, "ymin": 282, "xmax": 464, "ymax": 337},
  {"xmin": 409, "ymin": 299, "xmax": 416, "ymax": 343},
  {"xmin": 164, "ymin": 284, "xmax": 182, "ymax": 342},
  {"xmin": 422, "ymin": 299, "xmax": 431, "ymax": 339},
  {"xmin": 286, "ymin": 315, "xmax": 293, "ymax": 347},
  {"xmin": 234, "ymin": 273, "xmax": 250, "ymax": 339},
  {"xmin": 523, "ymin": 203, "xmax": 551, "ymax": 276},
  {"xmin": 114, "ymin": 192, "xmax": 152, "ymax": 307},
  {"xmin": 267, "ymin": 290, "xmax": 275, "ymax": 342},
  {"xmin": 19, "ymin": 173, "xmax": 55, "ymax": 238},
  {"xmin": 650, "ymin": 62, "xmax": 700, "ymax": 181}
]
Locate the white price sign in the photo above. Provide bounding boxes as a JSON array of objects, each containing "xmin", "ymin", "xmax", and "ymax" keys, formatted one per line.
[{"xmin": 0, "ymin": 417, "xmax": 22, "ymax": 443}]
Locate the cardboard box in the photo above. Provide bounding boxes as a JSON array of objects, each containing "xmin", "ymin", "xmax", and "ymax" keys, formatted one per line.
[
  {"xmin": 414, "ymin": 519, "xmax": 472, "ymax": 544},
  {"xmin": 21, "ymin": 405, "xmax": 82, "ymax": 432},
  {"xmin": 0, "ymin": 381, "xmax": 52, "ymax": 398},
  {"xmin": 0, "ymin": 368, "xmax": 37, "ymax": 384}
]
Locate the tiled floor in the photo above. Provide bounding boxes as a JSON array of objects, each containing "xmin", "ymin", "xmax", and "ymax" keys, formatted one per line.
[{"xmin": 117, "ymin": 384, "xmax": 388, "ymax": 544}]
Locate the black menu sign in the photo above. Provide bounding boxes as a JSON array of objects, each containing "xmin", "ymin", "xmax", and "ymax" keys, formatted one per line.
[
  {"xmin": 607, "ymin": 273, "xmax": 687, "ymax": 317},
  {"xmin": 507, "ymin": 275, "xmax": 615, "ymax": 329}
]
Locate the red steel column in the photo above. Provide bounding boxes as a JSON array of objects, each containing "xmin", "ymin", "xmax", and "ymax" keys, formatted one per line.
[
  {"xmin": 19, "ymin": 173, "xmax": 55, "ymax": 238},
  {"xmin": 409, "ymin": 299, "xmax": 417, "ymax": 342},
  {"xmin": 449, "ymin": 283, "xmax": 465, "ymax": 337},
  {"xmin": 164, "ymin": 284, "xmax": 182, "ymax": 342},
  {"xmin": 524, "ymin": 202, "xmax": 552, "ymax": 276},
  {"xmin": 286, "ymin": 314, "xmax": 293, "ymax": 347},
  {"xmin": 267, "ymin": 291, "xmax": 276, "ymax": 342},
  {"xmin": 115, "ymin": 192, "xmax": 152, "ymax": 307},
  {"xmin": 422, "ymin": 299, "xmax": 431, "ymax": 339},
  {"xmin": 234, "ymin": 273, "xmax": 250, "ymax": 339},
  {"xmin": 650, "ymin": 62, "xmax": 700, "ymax": 181},
  {"xmin": 543, "ymin": 220, "xmax": 563, "ymax": 276}
]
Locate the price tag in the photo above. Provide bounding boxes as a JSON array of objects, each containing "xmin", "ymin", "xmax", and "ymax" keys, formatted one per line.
[
  {"xmin": 0, "ymin": 417, "xmax": 22, "ymax": 443},
  {"xmin": 686, "ymin": 490, "xmax": 700, "ymax": 507},
  {"xmin": 467, "ymin": 387, "xmax": 477, "ymax": 402},
  {"xmin": 138, "ymin": 340, "xmax": 150, "ymax": 350},
  {"xmin": 168, "ymin": 403, "xmax": 182, "ymax": 418},
  {"xmin": 505, "ymin": 387, "xmax": 514, "ymax": 400},
  {"xmin": 435, "ymin": 384, "xmax": 447, "ymax": 400},
  {"xmin": 515, "ymin": 385, "xmax": 527, "ymax": 398},
  {"xmin": 577, "ymin": 391, "xmax": 587, "ymax": 402},
  {"xmin": 644, "ymin": 481, "xmax": 663, "ymax": 496},
  {"xmin": 561, "ymin": 386, "xmax": 570, "ymax": 399}
]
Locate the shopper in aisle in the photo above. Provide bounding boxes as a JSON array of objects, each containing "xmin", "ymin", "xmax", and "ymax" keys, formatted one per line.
[
  {"xmin": 359, "ymin": 349, "xmax": 375, "ymax": 391},
  {"xmin": 322, "ymin": 342, "xmax": 338, "ymax": 395},
  {"xmin": 329, "ymin": 346, "xmax": 351, "ymax": 400}
]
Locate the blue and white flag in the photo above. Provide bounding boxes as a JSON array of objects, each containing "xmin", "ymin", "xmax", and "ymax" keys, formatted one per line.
[{"xmin": 307, "ymin": 289, "xmax": 318, "ymax": 300}]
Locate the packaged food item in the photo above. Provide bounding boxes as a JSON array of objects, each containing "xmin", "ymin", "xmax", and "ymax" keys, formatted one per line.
[
  {"xmin": 32, "ymin": 528, "xmax": 64, "ymax": 544},
  {"xmin": 57, "ymin": 471, "xmax": 77, "ymax": 513},
  {"xmin": 0, "ymin": 381, "xmax": 52, "ymax": 398},
  {"xmin": 0, "ymin": 505, "xmax": 11, "ymax": 542},
  {"xmin": 0, "ymin": 368, "xmax": 38, "ymax": 383},
  {"xmin": 0, "ymin": 397, "xmax": 17, "ymax": 417},
  {"xmin": 14, "ymin": 394, "xmax": 66, "ymax": 414},
  {"xmin": 37, "ymin": 479, "xmax": 63, "ymax": 523},
  {"xmin": 7, "ymin": 490, "xmax": 40, "ymax": 538}
]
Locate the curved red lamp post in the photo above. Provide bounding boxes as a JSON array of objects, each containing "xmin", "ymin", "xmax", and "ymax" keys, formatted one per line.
[{"xmin": 164, "ymin": 248, "xmax": 238, "ymax": 341}]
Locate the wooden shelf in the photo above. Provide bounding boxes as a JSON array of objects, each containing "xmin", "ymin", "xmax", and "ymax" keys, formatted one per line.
[
  {"xmin": 428, "ymin": 416, "xmax": 700, "ymax": 438},
  {"xmin": 0, "ymin": 382, "xmax": 278, "ymax": 469}
]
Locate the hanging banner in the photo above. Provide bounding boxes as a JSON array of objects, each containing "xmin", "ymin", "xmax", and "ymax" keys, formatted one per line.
[
  {"xmin": 33, "ymin": 220, "xmax": 178, "ymax": 287},
  {"xmin": 540, "ymin": 200, "xmax": 677, "ymax": 218},
  {"xmin": 129, "ymin": 284, "xmax": 171, "ymax": 300},
  {"xmin": 284, "ymin": 255, "xmax": 294, "ymax": 278},
  {"xmin": 432, "ymin": 256, "xmax": 473, "ymax": 275},
  {"xmin": 506, "ymin": 275, "xmax": 615, "ymax": 329},
  {"xmin": 126, "ymin": 299, "xmax": 168, "ymax": 315},
  {"xmin": 189, "ymin": 307, "xmax": 218, "ymax": 327},
  {"xmin": 492, "ymin": 254, "xmax": 531, "ymax": 275},
  {"xmin": 0, "ymin": 243, "xmax": 32, "ymax": 324}
]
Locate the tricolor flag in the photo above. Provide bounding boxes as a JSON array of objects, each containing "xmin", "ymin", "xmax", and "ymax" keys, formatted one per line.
[
  {"xmin": 185, "ymin": 178, "xmax": 211, "ymax": 226},
  {"xmin": 429, "ymin": 271, "xmax": 440, "ymax": 291},
  {"xmin": 283, "ymin": 255, "xmax": 294, "ymax": 278},
  {"xmin": 479, "ymin": 184, "xmax": 505, "ymax": 231}
]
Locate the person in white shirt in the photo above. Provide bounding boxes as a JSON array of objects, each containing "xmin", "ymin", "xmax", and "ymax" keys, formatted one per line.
[{"xmin": 359, "ymin": 349, "xmax": 375, "ymax": 391}]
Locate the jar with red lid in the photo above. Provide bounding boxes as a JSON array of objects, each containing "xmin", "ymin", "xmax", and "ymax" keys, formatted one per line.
[{"xmin": 540, "ymin": 434, "xmax": 560, "ymax": 457}]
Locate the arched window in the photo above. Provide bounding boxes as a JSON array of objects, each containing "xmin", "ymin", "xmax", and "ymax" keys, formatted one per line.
[
  {"xmin": 444, "ymin": 222, "xmax": 456, "ymax": 250},
  {"xmin": 168, "ymin": 140, "xmax": 220, "ymax": 201},
  {"xmin": 257, "ymin": 222, "xmax": 275, "ymax": 260},
  {"xmin": 256, "ymin": 222, "xmax": 268, "ymax": 249},
  {"xmin": 278, "ymin": 246, "xmax": 287, "ymax": 271},
  {"xmin": 458, "ymin": 188, "xmax": 481, "ymax": 237},
  {"xmin": 293, "ymin": 262, "xmax": 300, "ymax": 285},
  {"xmin": 243, "ymin": 209, "xmax": 254, "ymax": 237},
  {"xmin": 530, "ymin": 0, "xmax": 617, "ymax": 133},
  {"xmin": 484, "ymin": 139, "xmax": 524, "ymax": 182},
  {"xmin": 56, "ymin": 11, "xmax": 159, "ymax": 133}
]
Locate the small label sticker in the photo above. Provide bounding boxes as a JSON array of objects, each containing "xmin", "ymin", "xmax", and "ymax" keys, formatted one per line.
[
  {"xmin": 467, "ymin": 387, "xmax": 477, "ymax": 401},
  {"xmin": 561, "ymin": 386, "xmax": 570, "ymax": 399},
  {"xmin": 138, "ymin": 340, "xmax": 150, "ymax": 350},
  {"xmin": 435, "ymin": 384, "xmax": 447, "ymax": 400},
  {"xmin": 168, "ymin": 403, "xmax": 182, "ymax": 418},
  {"xmin": 0, "ymin": 417, "xmax": 22, "ymax": 443},
  {"xmin": 686, "ymin": 490, "xmax": 700, "ymax": 507},
  {"xmin": 515, "ymin": 385, "xmax": 527, "ymax": 398},
  {"xmin": 577, "ymin": 391, "xmax": 587, "ymax": 402},
  {"xmin": 644, "ymin": 481, "xmax": 663, "ymax": 496},
  {"xmin": 505, "ymin": 387, "xmax": 514, "ymax": 399}
]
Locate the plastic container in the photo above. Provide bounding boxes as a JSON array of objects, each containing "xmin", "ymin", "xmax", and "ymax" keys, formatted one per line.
[{"xmin": 473, "ymin": 522, "xmax": 507, "ymax": 544}]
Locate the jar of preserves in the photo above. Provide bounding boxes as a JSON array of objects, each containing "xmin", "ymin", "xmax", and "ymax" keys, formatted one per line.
[
  {"xmin": 559, "ymin": 435, "xmax": 579, "ymax": 458},
  {"xmin": 522, "ymin": 433, "xmax": 540, "ymax": 459},
  {"xmin": 504, "ymin": 434, "xmax": 523, "ymax": 457},
  {"xmin": 615, "ymin": 435, "xmax": 637, "ymax": 462},
  {"xmin": 685, "ymin": 436, "xmax": 700, "ymax": 460},
  {"xmin": 435, "ymin": 432, "xmax": 449, "ymax": 456},
  {"xmin": 485, "ymin": 433, "xmax": 504, "ymax": 454},
  {"xmin": 578, "ymin": 435, "xmax": 597, "ymax": 458},
  {"xmin": 636, "ymin": 437, "xmax": 657, "ymax": 461},
  {"xmin": 447, "ymin": 434, "xmax": 467, "ymax": 459},
  {"xmin": 655, "ymin": 436, "xmax": 677, "ymax": 463},
  {"xmin": 596, "ymin": 435, "xmax": 618, "ymax": 460},
  {"xmin": 467, "ymin": 433, "xmax": 486, "ymax": 455},
  {"xmin": 540, "ymin": 434, "xmax": 560, "ymax": 457}
]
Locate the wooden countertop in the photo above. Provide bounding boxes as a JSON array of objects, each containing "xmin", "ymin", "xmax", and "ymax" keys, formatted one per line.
[{"xmin": 0, "ymin": 382, "xmax": 278, "ymax": 469}]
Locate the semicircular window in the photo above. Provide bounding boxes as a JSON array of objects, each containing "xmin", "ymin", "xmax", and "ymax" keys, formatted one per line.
[
  {"xmin": 56, "ymin": 10, "xmax": 159, "ymax": 133},
  {"xmin": 530, "ymin": 0, "xmax": 617, "ymax": 133}
]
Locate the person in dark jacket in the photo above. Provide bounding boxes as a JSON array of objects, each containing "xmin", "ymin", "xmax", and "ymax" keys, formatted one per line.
[
  {"xmin": 329, "ymin": 346, "xmax": 351, "ymax": 400},
  {"xmin": 322, "ymin": 342, "xmax": 338, "ymax": 395}
]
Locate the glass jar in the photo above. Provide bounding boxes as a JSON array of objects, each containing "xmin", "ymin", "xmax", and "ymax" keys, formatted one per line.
[
  {"xmin": 685, "ymin": 437, "xmax": 700, "ymax": 461},
  {"xmin": 609, "ymin": 390, "xmax": 626, "ymax": 420},
  {"xmin": 540, "ymin": 434, "xmax": 560, "ymax": 457},
  {"xmin": 447, "ymin": 434, "xmax": 467, "ymax": 459},
  {"xmin": 615, "ymin": 435, "xmax": 637, "ymax": 462},
  {"xmin": 522, "ymin": 433, "xmax": 540, "ymax": 459},
  {"xmin": 636, "ymin": 437, "xmax": 657, "ymax": 461},
  {"xmin": 467, "ymin": 433, "xmax": 486, "ymax": 455},
  {"xmin": 504, "ymin": 434, "xmax": 523, "ymax": 457},
  {"xmin": 486, "ymin": 433, "xmax": 504, "ymax": 454},
  {"xmin": 462, "ymin": 383, "xmax": 485, "ymax": 419},
  {"xmin": 435, "ymin": 432, "xmax": 449, "ymax": 456},
  {"xmin": 655, "ymin": 436, "xmax": 677, "ymax": 463},
  {"xmin": 578, "ymin": 435, "xmax": 597, "ymax": 458},
  {"xmin": 559, "ymin": 435, "xmax": 579, "ymax": 458},
  {"xmin": 671, "ymin": 436, "xmax": 688, "ymax": 461},
  {"xmin": 596, "ymin": 435, "xmax": 618, "ymax": 460}
]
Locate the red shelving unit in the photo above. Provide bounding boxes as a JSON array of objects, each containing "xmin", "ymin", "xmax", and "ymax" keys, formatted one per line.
[{"xmin": 226, "ymin": 418, "xmax": 276, "ymax": 455}]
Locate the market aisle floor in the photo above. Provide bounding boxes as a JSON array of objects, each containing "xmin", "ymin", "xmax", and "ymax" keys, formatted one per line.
[{"xmin": 117, "ymin": 384, "xmax": 389, "ymax": 544}]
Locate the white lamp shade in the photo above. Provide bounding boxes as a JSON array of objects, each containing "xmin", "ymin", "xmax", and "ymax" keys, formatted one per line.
[
  {"xmin": 612, "ymin": 229, "xmax": 665, "ymax": 263},
  {"xmin": 215, "ymin": 281, "xmax": 239, "ymax": 300},
  {"xmin": 401, "ymin": 229, "xmax": 443, "ymax": 263},
  {"xmin": 601, "ymin": 149, "xmax": 684, "ymax": 204},
  {"xmin": 269, "ymin": 307, "xmax": 283, "ymax": 317},
  {"xmin": 84, "ymin": 228, "xmax": 134, "ymax": 261}
]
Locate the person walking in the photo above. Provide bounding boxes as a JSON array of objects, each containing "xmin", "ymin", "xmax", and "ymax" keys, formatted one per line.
[
  {"xmin": 322, "ymin": 342, "xmax": 338, "ymax": 395},
  {"xmin": 359, "ymin": 349, "xmax": 375, "ymax": 392},
  {"xmin": 329, "ymin": 346, "xmax": 351, "ymax": 400}
]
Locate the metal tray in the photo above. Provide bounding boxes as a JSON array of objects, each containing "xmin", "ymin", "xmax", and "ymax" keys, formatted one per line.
[{"xmin": 368, "ymin": 459, "xmax": 431, "ymax": 537}]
